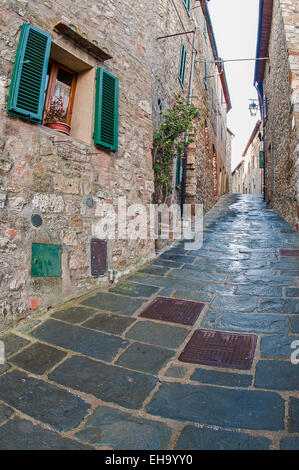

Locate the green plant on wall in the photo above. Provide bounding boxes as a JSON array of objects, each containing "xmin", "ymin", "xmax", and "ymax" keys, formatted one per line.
[{"xmin": 153, "ymin": 94, "xmax": 201, "ymax": 204}]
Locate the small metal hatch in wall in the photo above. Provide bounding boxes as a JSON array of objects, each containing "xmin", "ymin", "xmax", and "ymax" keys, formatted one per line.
[
  {"xmin": 91, "ymin": 239, "xmax": 107, "ymax": 276},
  {"xmin": 31, "ymin": 243, "xmax": 62, "ymax": 277}
]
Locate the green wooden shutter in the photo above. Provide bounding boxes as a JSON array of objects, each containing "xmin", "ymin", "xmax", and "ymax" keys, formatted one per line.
[
  {"xmin": 7, "ymin": 23, "xmax": 52, "ymax": 123},
  {"xmin": 182, "ymin": 0, "xmax": 190, "ymax": 14},
  {"xmin": 94, "ymin": 67, "xmax": 119, "ymax": 152},
  {"xmin": 176, "ymin": 154, "xmax": 182, "ymax": 186},
  {"xmin": 178, "ymin": 42, "xmax": 187, "ymax": 89}
]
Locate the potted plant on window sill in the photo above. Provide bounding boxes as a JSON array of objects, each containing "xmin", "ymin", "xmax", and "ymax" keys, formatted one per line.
[{"xmin": 44, "ymin": 96, "xmax": 71, "ymax": 136}]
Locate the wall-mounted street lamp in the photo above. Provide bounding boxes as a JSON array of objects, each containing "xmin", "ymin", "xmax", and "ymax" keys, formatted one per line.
[{"xmin": 249, "ymin": 99, "xmax": 259, "ymax": 117}]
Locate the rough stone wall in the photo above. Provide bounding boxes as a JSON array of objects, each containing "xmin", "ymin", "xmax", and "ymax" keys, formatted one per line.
[
  {"xmin": 263, "ymin": 0, "xmax": 298, "ymax": 226},
  {"xmin": 0, "ymin": 0, "xmax": 156, "ymax": 332},
  {"xmin": 0, "ymin": 0, "xmax": 229, "ymax": 332},
  {"xmin": 151, "ymin": 0, "xmax": 225, "ymax": 215}
]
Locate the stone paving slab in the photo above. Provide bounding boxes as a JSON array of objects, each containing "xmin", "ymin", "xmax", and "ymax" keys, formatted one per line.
[
  {"xmin": 181, "ymin": 263, "xmax": 216, "ymax": 273},
  {"xmin": 280, "ymin": 437, "xmax": 299, "ymax": 450},
  {"xmin": 257, "ymin": 298, "xmax": 299, "ymax": 314},
  {"xmin": 261, "ymin": 335, "xmax": 299, "ymax": 358},
  {"xmin": 116, "ymin": 342, "xmax": 174, "ymax": 374},
  {"xmin": 288, "ymin": 397, "xmax": 299, "ymax": 433},
  {"xmin": 168, "ymin": 268, "xmax": 226, "ymax": 284},
  {"xmin": 82, "ymin": 313, "xmax": 135, "ymax": 335},
  {"xmin": 0, "ymin": 364, "xmax": 10, "ymax": 376},
  {"xmin": 254, "ymin": 361, "xmax": 299, "ymax": 391},
  {"xmin": 81, "ymin": 292, "xmax": 146, "ymax": 315},
  {"xmin": 285, "ymin": 288, "xmax": 299, "ymax": 297},
  {"xmin": 191, "ymin": 368, "xmax": 253, "ymax": 388},
  {"xmin": 52, "ymin": 306, "xmax": 98, "ymax": 324},
  {"xmin": 9, "ymin": 342, "xmax": 67, "ymax": 375},
  {"xmin": 290, "ymin": 316, "xmax": 299, "ymax": 333},
  {"xmin": 202, "ymin": 311, "xmax": 288, "ymax": 334},
  {"xmin": 0, "ymin": 403, "xmax": 14, "ymax": 424},
  {"xmin": 175, "ymin": 425, "xmax": 271, "ymax": 450},
  {"xmin": 146, "ymin": 382, "xmax": 285, "ymax": 431},
  {"xmin": 0, "ymin": 334, "xmax": 31, "ymax": 358},
  {"xmin": 210, "ymin": 295, "xmax": 258, "ymax": 312},
  {"xmin": 125, "ymin": 321, "xmax": 189, "ymax": 349},
  {"xmin": 227, "ymin": 275, "xmax": 296, "ymax": 287},
  {"xmin": 139, "ymin": 265, "xmax": 171, "ymax": 276},
  {"xmin": 127, "ymin": 273, "xmax": 204, "ymax": 291},
  {"xmin": 48, "ymin": 355, "xmax": 157, "ymax": 410},
  {"xmin": 0, "ymin": 417, "xmax": 92, "ymax": 450},
  {"xmin": 30, "ymin": 319, "xmax": 129, "ymax": 362},
  {"xmin": 236, "ymin": 286, "xmax": 283, "ymax": 297},
  {"xmin": 165, "ymin": 365, "xmax": 189, "ymax": 379},
  {"xmin": 0, "ymin": 370, "xmax": 90, "ymax": 431},
  {"xmin": 173, "ymin": 290, "xmax": 213, "ymax": 302},
  {"xmin": 152, "ymin": 259, "xmax": 184, "ymax": 268},
  {"xmin": 109, "ymin": 282, "xmax": 160, "ymax": 298},
  {"xmin": 75, "ymin": 406, "xmax": 172, "ymax": 450}
]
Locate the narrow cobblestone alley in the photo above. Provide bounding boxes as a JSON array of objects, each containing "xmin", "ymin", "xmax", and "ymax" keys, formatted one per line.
[{"xmin": 0, "ymin": 194, "xmax": 298, "ymax": 450}]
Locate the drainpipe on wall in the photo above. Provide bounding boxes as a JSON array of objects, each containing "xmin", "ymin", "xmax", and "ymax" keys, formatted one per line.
[{"xmin": 181, "ymin": 28, "xmax": 197, "ymax": 220}]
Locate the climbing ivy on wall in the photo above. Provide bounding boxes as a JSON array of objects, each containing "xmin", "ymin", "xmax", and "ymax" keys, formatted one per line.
[{"xmin": 153, "ymin": 94, "xmax": 201, "ymax": 204}]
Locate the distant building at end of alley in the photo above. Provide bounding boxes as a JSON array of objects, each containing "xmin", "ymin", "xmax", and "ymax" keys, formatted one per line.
[{"xmin": 232, "ymin": 121, "xmax": 264, "ymax": 195}]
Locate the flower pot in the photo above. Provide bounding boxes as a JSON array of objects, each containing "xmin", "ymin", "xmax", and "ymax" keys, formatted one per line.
[{"xmin": 44, "ymin": 122, "xmax": 71, "ymax": 135}]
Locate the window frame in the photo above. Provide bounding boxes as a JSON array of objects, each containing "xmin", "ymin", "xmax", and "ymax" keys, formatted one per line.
[{"xmin": 43, "ymin": 60, "xmax": 78, "ymax": 127}]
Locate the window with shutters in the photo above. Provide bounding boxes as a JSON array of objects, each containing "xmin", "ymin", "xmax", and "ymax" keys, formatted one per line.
[
  {"xmin": 7, "ymin": 23, "xmax": 118, "ymax": 151},
  {"xmin": 178, "ymin": 42, "xmax": 187, "ymax": 89}
]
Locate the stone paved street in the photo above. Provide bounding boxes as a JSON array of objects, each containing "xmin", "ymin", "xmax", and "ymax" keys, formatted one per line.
[{"xmin": 0, "ymin": 194, "xmax": 298, "ymax": 450}]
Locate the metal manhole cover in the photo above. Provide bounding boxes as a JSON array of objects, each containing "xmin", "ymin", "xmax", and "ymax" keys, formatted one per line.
[
  {"xmin": 279, "ymin": 249, "xmax": 299, "ymax": 257},
  {"xmin": 139, "ymin": 297, "xmax": 204, "ymax": 326},
  {"xmin": 179, "ymin": 329, "xmax": 257, "ymax": 370}
]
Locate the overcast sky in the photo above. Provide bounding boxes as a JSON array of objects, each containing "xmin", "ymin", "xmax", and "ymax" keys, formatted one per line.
[{"xmin": 207, "ymin": 0, "xmax": 260, "ymax": 170}]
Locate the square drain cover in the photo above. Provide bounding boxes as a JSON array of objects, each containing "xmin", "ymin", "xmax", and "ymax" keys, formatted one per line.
[
  {"xmin": 139, "ymin": 297, "xmax": 204, "ymax": 326},
  {"xmin": 279, "ymin": 249, "xmax": 299, "ymax": 257},
  {"xmin": 179, "ymin": 329, "xmax": 257, "ymax": 370}
]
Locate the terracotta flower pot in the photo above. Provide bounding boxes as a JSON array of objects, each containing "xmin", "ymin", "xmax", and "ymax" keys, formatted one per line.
[{"xmin": 44, "ymin": 122, "xmax": 71, "ymax": 135}]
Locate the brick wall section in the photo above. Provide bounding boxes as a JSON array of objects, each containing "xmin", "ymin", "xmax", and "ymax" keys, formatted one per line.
[{"xmin": 0, "ymin": 0, "xmax": 230, "ymax": 332}]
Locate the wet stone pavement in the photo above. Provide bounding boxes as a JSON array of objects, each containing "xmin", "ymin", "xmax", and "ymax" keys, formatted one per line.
[{"xmin": 0, "ymin": 194, "xmax": 298, "ymax": 450}]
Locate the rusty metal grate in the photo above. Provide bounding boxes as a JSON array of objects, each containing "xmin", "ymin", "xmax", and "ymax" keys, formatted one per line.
[
  {"xmin": 279, "ymin": 249, "xmax": 299, "ymax": 257},
  {"xmin": 139, "ymin": 297, "xmax": 204, "ymax": 326},
  {"xmin": 179, "ymin": 329, "xmax": 257, "ymax": 370}
]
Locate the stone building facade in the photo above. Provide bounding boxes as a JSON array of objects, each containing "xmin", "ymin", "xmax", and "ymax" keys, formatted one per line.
[
  {"xmin": 231, "ymin": 160, "xmax": 245, "ymax": 194},
  {"xmin": 226, "ymin": 128, "xmax": 234, "ymax": 193},
  {"xmin": 241, "ymin": 121, "xmax": 264, "ymax": 195},
  {"xmin": 0, "ymin": 0, "xmax": 231, "ymax": 332},
  {"xmin": 254, "ymin": 0, "xmax": 299, "ymax": 227}
]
